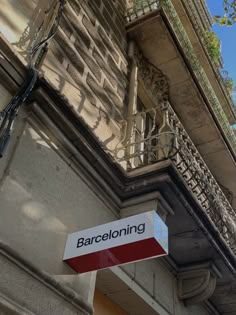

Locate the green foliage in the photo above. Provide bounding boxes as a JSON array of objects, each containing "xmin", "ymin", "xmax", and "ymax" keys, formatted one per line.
[
  {"xmin": 222, "ymin": 70, "xmax": 235, "ymax": 94},
  {"xmin": 202, "ymin": 33, "xmax": 235, "ymax": 96},
  {"xmin": 205, "ymin": 31, "xmax": 222, "ymax": 66},
  {"xmin": 224, "ymin": 78, "xmax": 234, "ymax": 93},
  {"xmin": 212, "ymin": 0, "xmax": 236, "ymax": 25}
]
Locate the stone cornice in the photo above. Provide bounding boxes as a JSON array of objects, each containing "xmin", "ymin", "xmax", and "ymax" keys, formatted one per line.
[{"xmin": 134, "ymin": 45, "xmax": 169, "ymax": 102}]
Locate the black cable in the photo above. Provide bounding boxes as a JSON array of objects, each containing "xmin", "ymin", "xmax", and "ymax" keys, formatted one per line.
[
  {"xmin": 30, "ymin": 0, "xmax": 65, "ymax": 61},
  {"xmin": 0, "ymin": 0, "xmax": 65, "ymax": 157}
]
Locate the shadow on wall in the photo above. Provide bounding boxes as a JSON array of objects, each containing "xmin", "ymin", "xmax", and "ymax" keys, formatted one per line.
[
  {"xmin": 0, "ymin": 0, "xmax": 53, "ymax": 57},
  {"xmin": 0, "ymin": 122, "xmax": 114, "ymax": 275},
  {"xmin": 1, "ymin": 0, "xmax": 125, "ymax": 152},
  {"xmin": 41, "ymin": 50, "xmax": 122, "ymax": 150}
]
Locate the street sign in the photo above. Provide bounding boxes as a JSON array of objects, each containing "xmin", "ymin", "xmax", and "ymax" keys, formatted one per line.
[{"xmin": 63, "ymin": 210, "xmax": 168, "ymax": 273}]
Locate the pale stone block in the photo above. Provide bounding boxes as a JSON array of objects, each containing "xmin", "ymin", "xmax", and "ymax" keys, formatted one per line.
[{"xmin": 0, "ymin": 122, "xmax": 115, "ymax": 295}]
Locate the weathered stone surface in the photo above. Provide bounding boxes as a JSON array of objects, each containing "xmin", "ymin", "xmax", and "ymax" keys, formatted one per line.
[{"xmin": 0, "ymin": 243, "xmax": 92, "ymax": 315}]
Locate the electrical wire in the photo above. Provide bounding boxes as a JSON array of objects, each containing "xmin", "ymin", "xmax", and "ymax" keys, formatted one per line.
[{"xmin": 0, "ymin": 0, "xmax": 65, "ymax": 157}]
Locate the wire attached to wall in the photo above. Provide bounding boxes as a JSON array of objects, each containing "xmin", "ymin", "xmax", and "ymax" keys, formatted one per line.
[{"xmin": 0, "ymin": 0, "xmax": 65, "ymax": 158}]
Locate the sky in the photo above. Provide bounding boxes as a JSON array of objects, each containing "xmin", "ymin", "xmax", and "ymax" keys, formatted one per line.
[{"xmin": 207, "ymin": 0, "xmax": 236, "ymax": 101}]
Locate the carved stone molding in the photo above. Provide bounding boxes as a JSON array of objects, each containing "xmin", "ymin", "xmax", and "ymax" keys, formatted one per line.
[
  {"xmin": 134, "ymin": 45, "xmax": 169, "ymax": 103},
  {"xmin": 219, "ymin": 184, "xmax": 233, "ymax": 206},
  {"xmin": 177, "ymin": 263, "xmax": 220, "ymax": 305}
]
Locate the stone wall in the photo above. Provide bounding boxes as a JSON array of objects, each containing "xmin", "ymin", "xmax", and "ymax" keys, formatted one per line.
[
  {"xmin": 121, "ymin": 262, "xmax": 210, "ymax": 315},
  {"xmin": 0, "ymin": 0, "xmax": 129, "ymax": 284},
  {"xmin": 0, "ymin": 0, "xmax": 129, "ymax": 152},
  {"xmin": 0, "ymin": 2, "xmax": 129, "ymax": 303},
  {"xmin": 0, "ymin": 111, "xmax": 114, "ymax": 303},
  {"xmin": 42, "ymin": 0, "xmax": 128, "ymax": 151}
]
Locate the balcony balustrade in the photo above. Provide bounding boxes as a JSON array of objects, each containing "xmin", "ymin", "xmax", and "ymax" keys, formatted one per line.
[
  {"xmin": 111, "ymin": 101, "xmax": 236, "ymax": 255},
  {"xmin": 126, "ymin": 0, "xmax": 161, "ymax": 21}
]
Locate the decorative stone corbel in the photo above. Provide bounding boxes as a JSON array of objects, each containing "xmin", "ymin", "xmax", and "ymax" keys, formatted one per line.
[
  {"xmin": 134, "ymin": 46, "xmax": 169, "ymax": 103},
  {"xmin": 177, "ymin": 262, "xmax": 221, "ymax": 305}
]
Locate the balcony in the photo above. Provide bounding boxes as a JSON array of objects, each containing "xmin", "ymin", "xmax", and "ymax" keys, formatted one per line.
[
  {"xmin": 127, "ymin": 0, "xmax": 235, "ymax": 121},
  {"xmin": 109, "ymin": 100, "xmax": 236, "ymax": 256},
  {"xmin": 125, "ymin": 0, "xmax": 236, "ymax": 213},
  {"xmin": 127, "ymin": 0, "xmax": 212, "ymax": 31}
]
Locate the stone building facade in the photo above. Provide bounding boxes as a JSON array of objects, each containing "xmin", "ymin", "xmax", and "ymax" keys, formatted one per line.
[{"xmin": 0, "ymin": 0, "xmax": 236, "ymax": 314}]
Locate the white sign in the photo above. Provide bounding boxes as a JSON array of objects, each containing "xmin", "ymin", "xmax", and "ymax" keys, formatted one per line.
[{"xmin": 63, "ymin": 211, "xmax": 168, "ymax": 273}]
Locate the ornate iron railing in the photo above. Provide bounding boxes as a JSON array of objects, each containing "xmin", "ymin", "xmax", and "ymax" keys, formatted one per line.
[
  {"xmin": 193, "ymin": 0, "xmax": 212, "ymax": 30},
  {"xmin": 127, "ymin": 0, "xmax": 211, "ymax": 29},
  {"xmin": 112, "ymin": 101, "xmax": 236, "ymax": 254},
  {"xmin": 126, "ymin": 0, "xmax": 161, "ymax": 22}
]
